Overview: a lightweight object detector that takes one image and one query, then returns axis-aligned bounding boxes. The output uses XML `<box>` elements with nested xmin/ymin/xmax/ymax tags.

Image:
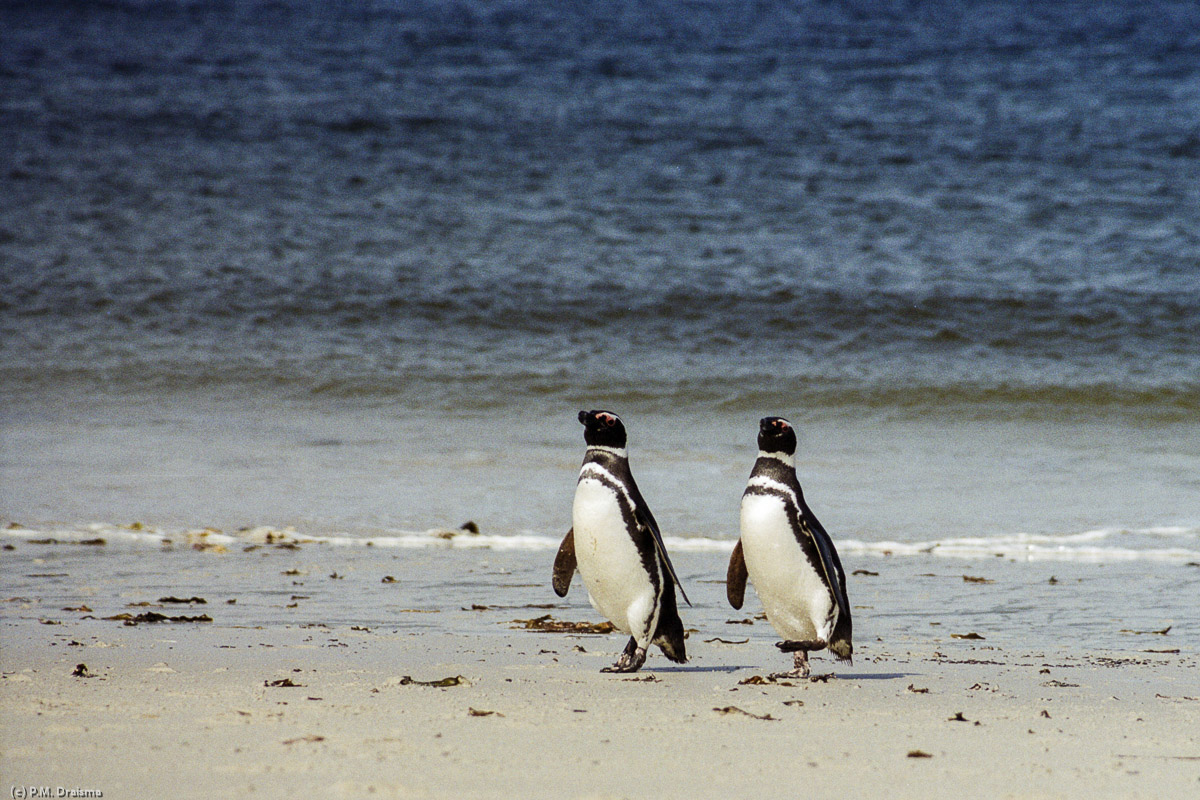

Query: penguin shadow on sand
<box><xmin>832</xmin><ymin>672</ymin><xmax>918</xmax><ymax>681</ymax></box>
<box><xmin>648</xmin><ymin>661</ymin><xmax>757</xmax><ymax>675</ymax></box>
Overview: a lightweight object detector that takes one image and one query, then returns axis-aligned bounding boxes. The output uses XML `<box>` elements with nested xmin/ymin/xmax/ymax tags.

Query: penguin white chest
<box><xmin>572</xmin><ymin>476</ymin><xmax>657</xmax><ymax>637</ymax></box>
<box><xmin>740</xmin><ymin>492</ymin><xmax>835</xmax><ymax>643</ymax></box>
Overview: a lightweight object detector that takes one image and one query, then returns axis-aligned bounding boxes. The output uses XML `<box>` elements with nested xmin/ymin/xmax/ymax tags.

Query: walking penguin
<box><xmin>726</xmin><ymin>416</ymin><xmax>852</xmax><ymax>677</ymax></box>
<box><xmin>553</xmin><ymin>410</ymin><xmax>689</xmax><ymax>672</ymax></box>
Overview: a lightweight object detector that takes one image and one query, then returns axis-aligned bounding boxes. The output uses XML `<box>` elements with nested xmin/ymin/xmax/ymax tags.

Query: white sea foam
<box><xmin>4</xmin><ymin>523</ymin><xmax>1198</xmax><ymax>563</ymax></box>
<box><xmin>838</xmin><ymin>527</ymin><xmax>1200</xmax><ymax>562</ymax></box>
<box><xmin>838</xmin><ymin>539</ymin><xmax>1200</xmax><ymax>563</ymax></box>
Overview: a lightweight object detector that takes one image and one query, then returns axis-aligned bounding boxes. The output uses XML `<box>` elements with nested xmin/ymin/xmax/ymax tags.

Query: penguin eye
<box><xmin>600</xmin><ymin>414</ymin><xmax>615</xmax><ymax>427</ymax></box>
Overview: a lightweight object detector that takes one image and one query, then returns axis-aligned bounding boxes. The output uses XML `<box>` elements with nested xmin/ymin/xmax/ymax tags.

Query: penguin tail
<box><xmin>653</xmin><ymin>619</ymin><xmax>687</xmax><ymax>663</ymax></box>
<box><xmin>656</xmin><ymin>634</ymin><xmax>687</xmax><ymax>664</ymax></box>
<box><xmin>653</xmin><ymin>583</ymin><xmax>688</xmax><ymax>664</ymax></box>
<box><xmin>829</xmin><ymin>637</ymin><xmax>853</xmax><ymax>664</ymax></box>
<box><xmin>829</xmin><ymin>604</ymin><xmax>853</xmax><ymax>663</ymax></box>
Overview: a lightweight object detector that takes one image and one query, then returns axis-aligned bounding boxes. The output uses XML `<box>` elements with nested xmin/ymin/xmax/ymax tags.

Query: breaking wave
<box><xmin>5</xmin><ymin>523</ymin><xmax>1198</xmax><ymax>564</ymax></box>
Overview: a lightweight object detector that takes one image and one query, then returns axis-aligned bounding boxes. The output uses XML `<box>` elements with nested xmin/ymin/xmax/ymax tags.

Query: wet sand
<box><xmin>2</xmin><ymin>613</ymin><xmax>1198</xmax><ymax>799</ymax></box>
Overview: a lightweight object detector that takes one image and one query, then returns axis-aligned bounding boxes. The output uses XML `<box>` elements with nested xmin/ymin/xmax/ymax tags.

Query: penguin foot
<box><xmin>601</xmin><ymin>647</ymin><xmax>646</xmax><ymax>673</ymax></box>
<box><xmin>776</xmin><ymin>639</ymin><xmax>828</xmax><ymax>653</ymax></box>
<box><xmin>768</xmin><ymin>650</ymin><xmax>811</xmax><ymax>679</ymax></box>
<box><xmin>601</xmin><ymin>638</ymin><xmax>646</xmax><ymax>673</ymax></box>
<box><xmin>792</xmin><ymin>650</ymin><xmax>811</xmax><ymax>678</ymax></box>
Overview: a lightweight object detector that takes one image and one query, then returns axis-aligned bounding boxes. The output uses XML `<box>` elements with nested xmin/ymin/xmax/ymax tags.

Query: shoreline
<box><xmin>3</xmin><ymin>613</ymin><xmax>1198</xmax><ymax>799</ymax></box>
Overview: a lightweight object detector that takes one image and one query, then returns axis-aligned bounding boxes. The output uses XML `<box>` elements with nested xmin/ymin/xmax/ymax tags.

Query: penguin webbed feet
<box><xmin>601</xmin><ymin>637</ymin><xmax>647</xmax><ymax>673</ymax></box>
<box><xmin>772</xmin><ymin>640</ymin><xmax>827</xmax><ymax>679</ymax></box>
<box><xmin>766</xmin><ymin>651</ymin><xmax>812</xmax><ymax>680</ymax></box>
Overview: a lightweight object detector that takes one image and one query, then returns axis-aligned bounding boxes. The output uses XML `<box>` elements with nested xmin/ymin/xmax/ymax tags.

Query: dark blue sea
<box><xmin>4</xmin><ymin>0</ymin><xmax>1199</xmax><ymax>409</ymax></box>
<box><xmin>1</xmin><ymin>1</ymin><xmax>1199</xmax><ymax>648</ymax></box>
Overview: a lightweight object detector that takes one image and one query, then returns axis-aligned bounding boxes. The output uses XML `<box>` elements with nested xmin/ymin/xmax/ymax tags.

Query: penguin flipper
<box><xmin>552</xmin><ymin>528</ymin><xmax>576</xmax><ymax>597</ymax></box>
<box><xmin>634</xmin><ymin>507</ymin><xmax>691</xmax><ymax>607</ymax></box>
<box><xmin>726</xmin><ymin>539</ymin><xmax>748</xmax><ymax>610</ymax></box>
<box><xmin>803</xmin><ymin>511</ymin><xmax>853</xmax><ymax>662</ymax></box>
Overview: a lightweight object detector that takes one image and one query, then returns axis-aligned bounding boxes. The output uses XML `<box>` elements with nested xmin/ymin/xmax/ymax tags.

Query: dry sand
<box><xmin>2</xmin><ymin>617</ymin><xmax>1198</xmax><ymax>799</ymax></box>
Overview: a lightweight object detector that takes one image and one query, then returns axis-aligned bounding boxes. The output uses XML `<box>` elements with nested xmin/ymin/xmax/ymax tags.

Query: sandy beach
<box><xmin>3</xmin><ymin>594</ymin><xmax>1198</xmax><ymax>800</ymax></box>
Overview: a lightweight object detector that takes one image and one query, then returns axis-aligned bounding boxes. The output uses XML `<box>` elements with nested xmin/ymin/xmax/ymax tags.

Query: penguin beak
<box><xmin>578</xmin><ymin>410</ymin><xmax>589</xmax><ymax>425</ymax></box>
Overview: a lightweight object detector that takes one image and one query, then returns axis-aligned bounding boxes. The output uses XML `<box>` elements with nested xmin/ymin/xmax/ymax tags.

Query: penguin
<box><xmin>726</xmin><ymin>416</ymin><xmax>852</xmax><ymax>677</ymax></box>
<box><xmin>552</xmin><ymin>410</ymin><xmax>689</xmax><ymax>672</ymax></box>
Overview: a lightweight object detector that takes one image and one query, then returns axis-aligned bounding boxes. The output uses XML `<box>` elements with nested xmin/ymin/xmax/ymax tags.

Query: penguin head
<box><xmin>757</xmin><ymin>416</ymin><xmax>797</xmax><ymax>455</ymax></box>
<box><xmin>579</xmin><ymin>409</ymin><xmax>627</xmax><ymax>449</ymax></box>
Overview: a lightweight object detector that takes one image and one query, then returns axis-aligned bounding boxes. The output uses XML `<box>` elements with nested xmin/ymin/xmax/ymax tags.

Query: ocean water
<box><xmin>2</xmin><ymin>1</ymin><xmax>1199</xmax><ymax>650</ymax></box>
